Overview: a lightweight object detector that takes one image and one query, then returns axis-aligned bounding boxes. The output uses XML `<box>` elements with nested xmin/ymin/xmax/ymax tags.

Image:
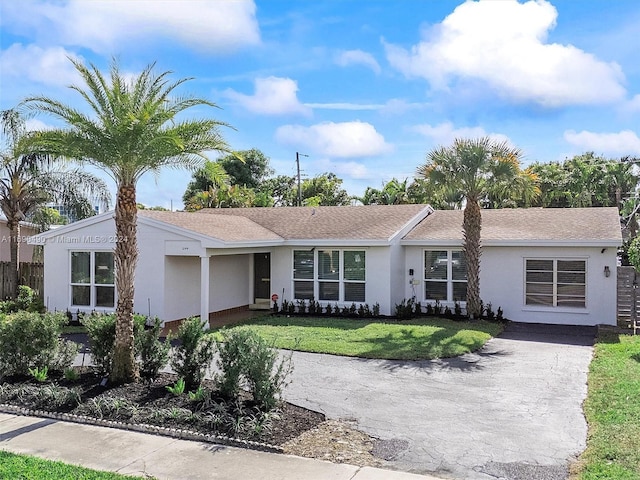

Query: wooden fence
<box><xmin>617</xmin><ymin>266</ymin><xmax>639</xmax><ymax>330</ymax></box>
<box><xmin>0</xmin><ymin>262</ymin><xmax>44</xmax><ymax>300</ymax></box>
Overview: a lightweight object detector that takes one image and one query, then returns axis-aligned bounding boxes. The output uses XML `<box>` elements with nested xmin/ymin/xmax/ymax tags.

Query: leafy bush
<box><xmin>0</xmin><ymin>286</ymin><xmax>45</xmax><ymax>314</ymax></box>
<box><xmin>0</xmin><ymin>311</ymin><xmax>75</xmax><ymax>377</ymax></box>
<box><xmin>215</xmin><ymin>329</ymin><xmax>292</xmax><ymax>411</ymax></box>
<box><xmin>138</xmin><ymin>317</ymin><xmax>170</xmax><ymax>382</ymax></box>
<box><xmin>170</xmin><ymin>317</ymin><xmax>215</xmax><ymax>390</ymax></box>
<box><xmin>82</xmin><ymin>312</ymin><xmax>145</xmax><ymax>376</ymax></box>
<box><xmin>395</xmin><ymin>298</ymin><xmax>416</xmax><ymax>319</ymax></box>
<box><xmin>628</xmin><ymin>236</ymin><xmax>640</xmax><ymax>271</ymax></box>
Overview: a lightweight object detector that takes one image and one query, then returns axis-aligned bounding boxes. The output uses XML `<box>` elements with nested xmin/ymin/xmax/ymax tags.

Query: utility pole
<box><xmin>296</xmin><ymin>152</ymin><xmax>308</xmax><ymax>207</ymax></box>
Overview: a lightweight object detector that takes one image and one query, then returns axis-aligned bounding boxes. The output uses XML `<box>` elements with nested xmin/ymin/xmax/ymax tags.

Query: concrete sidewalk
<box><xmin>0</xmin><ymin>412</ymin><xmax>440</xmax><ymax>480</ymax></box>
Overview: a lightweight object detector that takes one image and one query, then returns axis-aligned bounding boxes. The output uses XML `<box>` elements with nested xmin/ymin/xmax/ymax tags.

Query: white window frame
<box><xmin>292</xmin><ymin>249</ymin><xmax>366</xmax><ymax>303</ymax></box>
<box><xmin>524</xmin><ymin>258</ymin><xmax>587</xmax><ymax>308</ymax></box>
<box><xmin>70</xmin><ymin>250</ymin><xmax>116</xmax><ymax>309</ymax></box>
<box><xmin>423</xmin><ymin>249</ymin><xmax>467</xmax><ymax>303</ymax></box>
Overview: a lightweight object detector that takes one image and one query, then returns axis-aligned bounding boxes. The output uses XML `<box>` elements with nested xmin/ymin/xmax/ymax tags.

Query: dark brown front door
<box><xmin>254</xmin><ymin>253</ymin><xmax>271</xmax><ymax>300</ymax></box>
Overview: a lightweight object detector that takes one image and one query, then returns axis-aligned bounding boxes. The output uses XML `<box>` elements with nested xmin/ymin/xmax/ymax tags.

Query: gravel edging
<box><xmin>0</xmin><ymin>403</ymin><xmax>284</xmax><ymax>453</ymax></box>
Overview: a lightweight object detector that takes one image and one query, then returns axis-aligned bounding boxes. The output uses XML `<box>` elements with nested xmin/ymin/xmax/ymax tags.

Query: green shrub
<box><xmin>215</xmin><ymin>329</ymin><xmax>250</xmax><ymax>398</ymax></box>
<box><xmin>166</xmin><ymin>378</ymin><xmax>185</xmax><ymax>396</ymax></box>
<box><xmin>138</xmin><ymin>317</ymin><xmax>170</xmax><ymax>382</ymax></box>
<box><xmin>395</xmin><ymin>298</ymin><xmax>416</xmax><ymax>319</ymax></box>
<box><xmin>0</xmin><ymin>311</ymin><xmax>72</xmax><ymax>377</ymax></box>
<box><xmin>216</xmin><ymin>329</ymin><xmax>292</xmax><ymax>411</ymax></box>
<box><xmin>170</xmin><ymin>317</ymin><xmax>215</xmax><ymax>390</ymax></box>
<box><xmin>0</xmin><ymin>286</ymin><xmax>45</xmax><ymax>314</ymax></box>
<box><xmin>28</xmin><ymin>366</ymin><xmax>48</xmax><ymax>382</ymax></box>
<box><xmin>82</xmin><ymin>313</ymin><xmax>145</xmax><ymax>375</ymax></box>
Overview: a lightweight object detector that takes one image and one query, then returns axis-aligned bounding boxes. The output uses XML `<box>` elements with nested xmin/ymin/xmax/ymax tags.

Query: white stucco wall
<box><xmin>210</xmin><ymin>254</ymin><xmax>251</xmax><ymax>312</ymax></box>
<box><xmin>163</xmin><ymin>256</ymin><xmax>200</xmax><ymax>321</ymax></box>
<box><xmin>404</xmin><ymin>244</ymin><xmax>618</xmax><ymax>326</ymax></box>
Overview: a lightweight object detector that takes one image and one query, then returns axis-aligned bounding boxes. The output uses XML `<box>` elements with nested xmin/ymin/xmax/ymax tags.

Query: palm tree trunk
<box><xmin>111</xmin><ymin>183</ymin><xmax>138</xmax><ymax>384</ymax></box>
<box><xmin>7</xmin><ymin>218</ymin><xmax>20</xmax><ymax>299</ymax></box>
<box><xmin>463</xmin><ymin>196</ymin><xmax>482</xmax><ymax>319</ymax></box>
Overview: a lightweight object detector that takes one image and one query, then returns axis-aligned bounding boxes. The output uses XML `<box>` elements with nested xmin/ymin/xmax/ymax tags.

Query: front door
<box><xmin>254</xmin><ymin>253</ymin><xmax>271</xmax><ymax>301</ymax></box>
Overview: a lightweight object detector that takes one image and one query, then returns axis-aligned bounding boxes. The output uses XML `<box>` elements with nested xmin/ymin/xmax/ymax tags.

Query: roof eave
<box><xmin>401</xmin><ymin>239</ymin><xmax>622</xmax><ymax>247</ymax></box>
<box><xmin>284</xmin><ymin>239</ymin><xmax>391</xmax><ymax>247</ymax></box>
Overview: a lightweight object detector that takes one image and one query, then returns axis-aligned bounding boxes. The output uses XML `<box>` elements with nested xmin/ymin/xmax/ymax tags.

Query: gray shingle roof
<box><xmin>402</xmin><ymin>207</ymin><xmax>622</xmax><ymax>244</ymax></box>
<box><xmin>194</xmin><ymin>204</ymin><xmax>430</xmax><ymax>240</ymax></box>
<box><xmin>138</xmin><ymin>210</ymin><xmax>283</xmax><ymax>242</ymax></box>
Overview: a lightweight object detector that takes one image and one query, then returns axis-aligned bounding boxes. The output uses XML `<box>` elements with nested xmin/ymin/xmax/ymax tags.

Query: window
<box><xmin>525</xmin><ymin>259</ymin><xmax>586</xmax><ymax>308</ymax></box>
<box><xmin>293</xmin><ymin>250</ymin><xmax>314</xmax><ymax>300</ymax></box>
<box><xmin>424</xmin><ymin>250</ymin><xmax>467</xmax><ymax>302</ymax></box>
<box><xmin>293</xmin><ymin>250</ymin><xmax>366</xmax><ymax>302</ymax></box>
<box><xmin>71</xmin><ymin>251</ymin><xmax>115</xmax><ymax>308</ymax></box>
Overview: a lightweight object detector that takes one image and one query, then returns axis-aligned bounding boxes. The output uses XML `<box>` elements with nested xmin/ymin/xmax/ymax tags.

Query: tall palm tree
<box><xmin>0</xmin><ymin>109</ymin><xmax>110</xmax><ymax>298</ymax></box>
<box><xmin>23</xmin><ymin>59</ymin><xmax>234</xmax><ymax>384</ymax></box>
<box><xmin>417</xmin><ymin>137</ymin><xmax>528</xmax><ymax>319</ymax></box>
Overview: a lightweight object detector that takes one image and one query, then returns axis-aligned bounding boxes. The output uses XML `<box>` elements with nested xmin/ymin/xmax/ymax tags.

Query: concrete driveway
<box><xmin>283</xmin><ymin>322</ymin><xmax>595</xmax><ymax>480</ymax></box>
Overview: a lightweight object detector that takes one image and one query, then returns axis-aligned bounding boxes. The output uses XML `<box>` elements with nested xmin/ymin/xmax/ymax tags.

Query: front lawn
<box><xmin>211</xmin><ymin>316</ymin><xmax>503</xmax><ymax>360</ymax></box>
<box><xmin>575</xmin><ymin>333</ymin><xmax>640</xmax><ymax>479</ymax></box>
<box><xmin>0</xmin><ymin>450</ymin><xmax>151</xmax><ymax>480</ymax></box>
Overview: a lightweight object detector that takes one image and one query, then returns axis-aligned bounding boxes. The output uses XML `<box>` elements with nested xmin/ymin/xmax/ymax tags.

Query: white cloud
<box><xmin>380</xmin><ymin>99</ymin><xmax>430</xmax><ymax>115</ymax></box>
<box><xmin>315</xmin><ymin>159</ymin><xmax>370</xmax><ymax>179</ymax></box>
<box><xmin>622</xmin><ymin>94</ymin><xmax>640</xmax><ymax>114</ymax></box>
<box><xmin>225</xmin><ymin>77</ymin><xmax>311</xmax><ymax>116</ymax></box>
<box><xmin>564</xmin><ymin>130</ymin><xmax>640</xmax><ymax>155</ymax></box>
<box><xmin>335</xmin><ymin>49</ymin><xmax>381</xmax><ymax>74</ymax></box>
<box><xmin>411</xmin><ymin>122</ymin><xmax>512</xmax><ymax>147</ymax></box>
<box><xmin>275</xmin><ymin>121</ymin><xmax>393</xmax><ymax>158</ymax></box>
<box><xmin>1</xmin><ymin>0</ymin><xmax>259</xmax><ymax>54</ymax></box>
<box><xmin>0</xmin><ymin>44</ymin><xmax>81</xmax><ymax>87</ymax></box>
<box><xmin>384</xmin><ymin>0</ymin><xmax>626</xmax><ymax>107</ymax></box>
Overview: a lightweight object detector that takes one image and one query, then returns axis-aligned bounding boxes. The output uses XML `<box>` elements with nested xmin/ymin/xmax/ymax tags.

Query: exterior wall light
<box><xmin>604</xmin><ymin>266</ymin><xmax>611</xmax><ymax>278</ymax></box>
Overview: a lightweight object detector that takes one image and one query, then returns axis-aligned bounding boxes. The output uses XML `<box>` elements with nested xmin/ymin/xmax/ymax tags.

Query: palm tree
<box><xmin>417</xmin><ymin>137</ymin><xmax>529</xmax><ymax>319</ymax></box>
<box><xmin>0</xmin><ymin>109</ymin><xmax>110</xmax><ymax>298</ymax></box>
<box><xmin>23</xmin><ymin>59</ymin><xmax>234</xmax><ymax>384</ymax></box>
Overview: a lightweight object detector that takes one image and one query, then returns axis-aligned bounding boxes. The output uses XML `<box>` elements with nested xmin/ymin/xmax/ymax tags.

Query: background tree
<box><xmin>182</xmin><ymin>160</ymin><xmax>229</xmax><ymax>205</ymax></box>
<box><xmin>218</xmin><ymin>148</ymin><xmax>273</xmax><ymax>189</ymax></box>
<box><xmin>0</xmin><ymin>109</ymin><xmax>110</xmax><ymax>297</ymax></box>
<box><xmin>417</xmin><ymin>137</ymin><xmax>531</xmax><ymax>319</ymax></box>
<box><xmin>24</xmin><ymin>59</ymin><xmax>234</xmax><ymax>384</ymax></box>
<box><xmin>528</xmin><ymin>153</ymin><xmax>638</xmax><ymax>209</ymax></box>
<box><xmin>357</xmin><ymin>178</ymin><xmax>411</xmax><ymax>205</ymax></box>
<box><xmin>301</xmin><ymin>173</ymin><xmax>350</xmax><ymax>206</ymax></box>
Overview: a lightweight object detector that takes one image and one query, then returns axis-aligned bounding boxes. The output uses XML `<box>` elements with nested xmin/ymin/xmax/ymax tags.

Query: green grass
<box><xmin>0</xmin><ymin>450</ymin><xmax>152</xmax><ymax>479</ymax></box>
<box><xmin>575</xmin><ymin>333</ymin><xmax>640</xmax><ymax>480</ymax></box>
<box><xmin>211</xmin><ymin>316</ymin><xmax>503</xmax><ymax>360</ymax></box>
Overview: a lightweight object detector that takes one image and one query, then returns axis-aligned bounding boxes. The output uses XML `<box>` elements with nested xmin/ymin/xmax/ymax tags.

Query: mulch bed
<box><xmin>0</xmin><ymin>370</ymin><xmax>324</xmax><ymax>447</ymax></box>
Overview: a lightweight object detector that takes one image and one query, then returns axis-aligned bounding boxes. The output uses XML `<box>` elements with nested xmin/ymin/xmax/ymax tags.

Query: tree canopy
<box><xmin>23</xmin><ymin>58</ymin><xmax>234</xmax><ymax>384</ymax></box>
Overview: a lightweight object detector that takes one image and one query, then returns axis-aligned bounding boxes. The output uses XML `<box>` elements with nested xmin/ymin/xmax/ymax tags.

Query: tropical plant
<box><xmin>23</xmin><ymin>58</ymin><xmax>234</xmax><ymax>383</ymax></box>
<box><xmin>0</xmin><ymin>109</ymin><xmax>110</xmax><ymax>298</ymax></box>
<box><xmin>417</xmin><ymin>137</ymin><xmax>531</xmax><ymax>318</ymax></box>
<box><xmin>170</xmin><ymin>316</ymin><xmax>216</xmax><ymax>390</ymax></box>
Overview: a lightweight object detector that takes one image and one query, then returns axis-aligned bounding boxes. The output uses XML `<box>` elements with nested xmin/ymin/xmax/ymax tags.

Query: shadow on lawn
<box><xmin>348</xmin><ymin>327</ymin><xmax>510</xmax><ymax>373</ymax></box>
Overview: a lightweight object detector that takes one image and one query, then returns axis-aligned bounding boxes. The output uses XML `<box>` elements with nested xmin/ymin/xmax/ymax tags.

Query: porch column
<box><xmin>200</xmin><ymin>255</ymin><xmax>210</xmax><ymax>329</ymax></box>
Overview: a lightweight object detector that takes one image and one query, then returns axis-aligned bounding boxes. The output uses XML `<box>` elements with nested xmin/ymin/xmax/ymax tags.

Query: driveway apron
<box><xmin>283</xmin><ymin>323</ymin><xmax>595</xmax><ymax>480</ymax></box>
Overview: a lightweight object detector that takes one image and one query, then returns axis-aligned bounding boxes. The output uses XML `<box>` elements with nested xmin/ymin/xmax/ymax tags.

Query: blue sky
<box><xmin>2</xmin><ymin>0</ymin><xmax>640</xmax><ymax>209</ymax></box>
